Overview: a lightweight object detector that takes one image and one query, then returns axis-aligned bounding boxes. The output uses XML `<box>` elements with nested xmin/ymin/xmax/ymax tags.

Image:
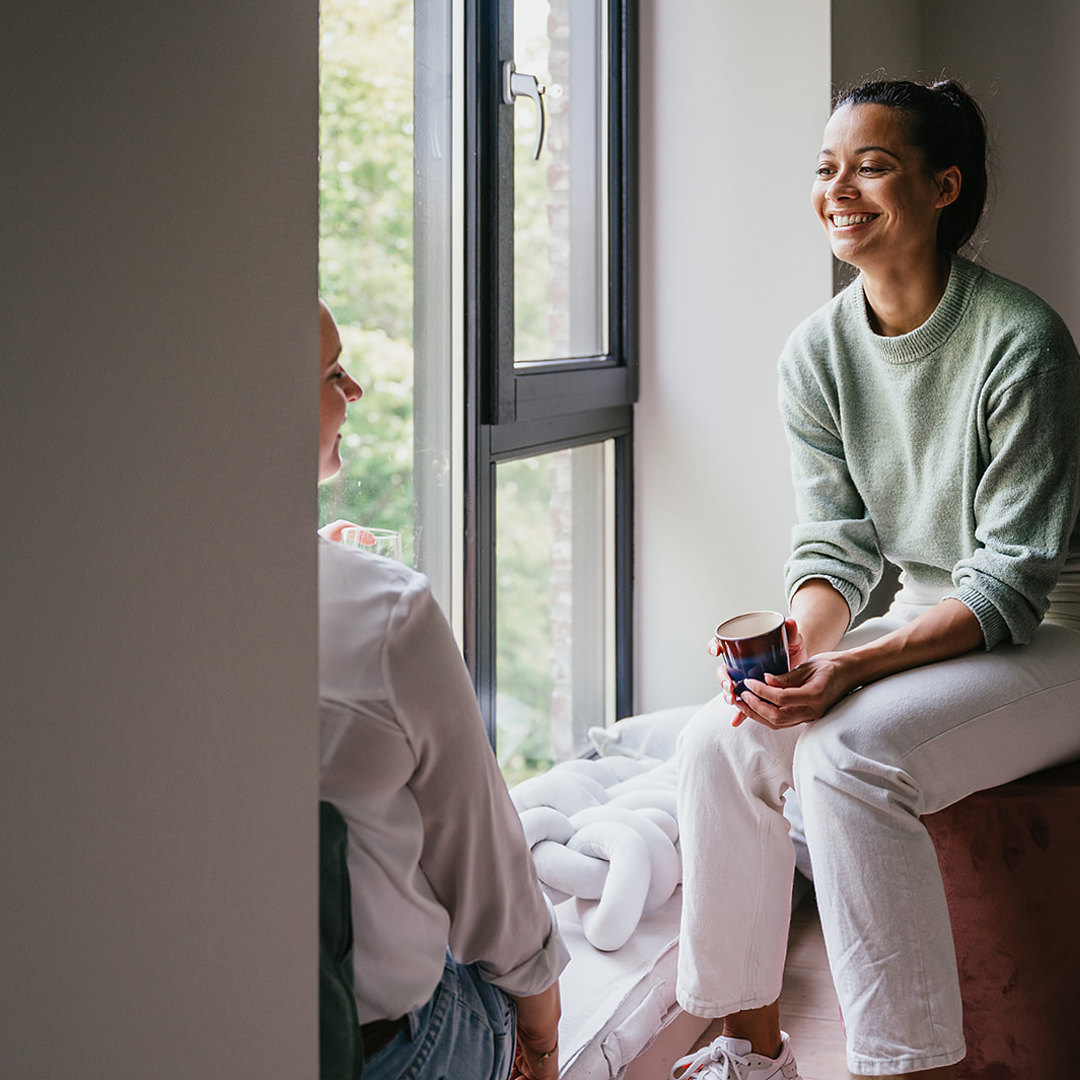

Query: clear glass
<box><xmin>318</xmin><ymin>0</ymin><xmax>456</xmax><ymax>612</ymax></box>
<box><xmin>513</xmin><ymin>0</ymin><xmax>610</xmax><ymax>364</ymax></box>
<box><xmin>496</xmin><ymin>441</ymin><xmax>615</xmax><ymax>785</ymax></box>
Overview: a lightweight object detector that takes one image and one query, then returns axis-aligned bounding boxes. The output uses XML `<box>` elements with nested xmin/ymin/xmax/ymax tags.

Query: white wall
<box><xmin>1</xmin><ymin>5</ymin><xmax>318</xmax><ymax>1078</ymax></box>
<box><xmin>635</xmin><ymin>0</ymin><xmax>834</xmax><ymax>712</ymax></box>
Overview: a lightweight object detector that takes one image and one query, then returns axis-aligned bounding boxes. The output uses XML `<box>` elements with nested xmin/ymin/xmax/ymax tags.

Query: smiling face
<box><xmin>319</xmin><ymin>301</ymin><xmax>363</xmax><ymax>482</ymax></box>
<box><xmin>812</xmin><ymin>103</ymin><xmax>960</xmax><ymax>274</ymax></box>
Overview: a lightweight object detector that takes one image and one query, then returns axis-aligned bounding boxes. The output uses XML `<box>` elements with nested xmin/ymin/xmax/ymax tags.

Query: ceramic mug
<box><xmin>714</xmin><ymin>610</ymin><xmax>790</xmax><ymax>696</ymax></box>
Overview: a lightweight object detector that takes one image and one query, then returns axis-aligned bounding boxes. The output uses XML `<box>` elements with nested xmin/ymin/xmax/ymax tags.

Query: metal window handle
<box><xmin>502</xmin><ymin>61</ymin><xmax>546</xmax><ymax>160</ymax></box>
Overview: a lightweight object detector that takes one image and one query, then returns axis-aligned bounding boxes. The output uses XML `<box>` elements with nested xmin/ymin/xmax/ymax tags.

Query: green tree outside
<box><xmin>319</xmin><ymin>0</ymin><xmax>564</xmax><ymax>781</ymax></box>
<box><xmin>319</xmin><ymin>0</ymin><xmax>415</xmax><ymax>556</ymax></box>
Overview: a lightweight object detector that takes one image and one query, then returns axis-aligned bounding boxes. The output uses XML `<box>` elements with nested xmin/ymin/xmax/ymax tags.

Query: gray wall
<box><xmin>832</xmin><ymin>0</ymin><xmax>922</xmax><ymax>91</ymax></box>
<box><xmin>922</xmin><ymin>0</ymin><xmax>1080</xmax><ymax>338</ymax></box>
<box><xmin>1</xmin><ymin>4</ymin><xmax>319</xmax><ymax>1077</ymax></box>
<box><xmin>833</xmin><ymin>0</ymin><xmax>1080</xmax><ymax>339</ymax></box>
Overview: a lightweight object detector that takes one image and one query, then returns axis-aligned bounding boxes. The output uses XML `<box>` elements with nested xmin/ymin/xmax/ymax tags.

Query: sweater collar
<box><xmin>848</xmin><ymin>255</ymin><xmax>982</xmax><ymax>364</ymax></box>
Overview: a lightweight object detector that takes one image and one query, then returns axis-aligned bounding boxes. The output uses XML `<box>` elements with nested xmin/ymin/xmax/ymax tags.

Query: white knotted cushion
<box><xmin>636</xmin><ymin>806</ymin><xmax>680</xmax><ymax>846</ymax></box>
<box><xmin>511</xmin><ymin>753</ymin><xmax>684</xmax><ymax>952</ymax></box>
<box><xmin>553</xmin><ymin>758</ymin><xmax>624</xmax><ymax>787</ymax></box>
<box><xmin>570</xmin><ymin>804</ymin><xmax>680</xmax><ymax>912</ymax></box>
<box><xmin>607</xmin><ymin>787</ymin><xmax>679</xmax><ymax>822</ymax></box>
<box><xmin>510</xmin><ymin>769</ymin><xmax>609</xmax><ymax>816</ymax></box>
<box><xmin>518</xmin><ymin>805</ymin><xmax>576</xmax><ymax>849</ymax></box>
<box><xmin>532</xmin><ymin>839</ymin><xmax>609</xmax><ymax>902</ymax></box>
<box><xmin>569</xmin><ymin>821</ymin><xmax>651</xmax><ymax>952</ymax></box>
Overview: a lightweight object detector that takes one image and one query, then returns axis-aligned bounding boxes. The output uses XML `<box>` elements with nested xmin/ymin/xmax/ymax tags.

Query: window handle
<box><xmin>502</xmin><ymin>61</ymin><xmax>546</xmax><ymax>160</ymax></box>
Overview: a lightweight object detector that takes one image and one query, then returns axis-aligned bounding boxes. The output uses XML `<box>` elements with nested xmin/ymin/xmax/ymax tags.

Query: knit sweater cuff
<box><xmin>788</xmin><ymin>574</ymin><xmax>860</xmax><ymax>630</ymax></box>
<box><xmin>950</xmin><ymin>585</ymin><xmax>1010</xmax><ymax>650</ymax></box>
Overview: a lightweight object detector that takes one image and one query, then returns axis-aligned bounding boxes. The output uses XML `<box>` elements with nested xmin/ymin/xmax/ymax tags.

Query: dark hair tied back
<box><xmin>834</xmin><ymin>78</ymin><xmax>989</xmax><ymax>254</ymax></box>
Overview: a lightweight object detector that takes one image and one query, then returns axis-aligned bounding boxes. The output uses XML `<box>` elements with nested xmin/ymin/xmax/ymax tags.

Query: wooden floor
<box><xmin>688</xmin><ymin>896</ymin><xmax>850</xmax><ymax>1079</ymax></box>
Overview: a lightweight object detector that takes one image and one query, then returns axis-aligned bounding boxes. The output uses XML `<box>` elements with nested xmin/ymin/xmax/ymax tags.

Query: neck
<box><xmin>860</xmin><ymin>251</ymin><xmax>951</xmax><ymax>337</ymax></box>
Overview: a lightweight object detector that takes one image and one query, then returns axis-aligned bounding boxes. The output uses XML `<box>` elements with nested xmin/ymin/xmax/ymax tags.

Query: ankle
<box><xmin>720</xmin><ymin>1024</ymin><xmax>781</xmax><ymax>1060</ymax></box>
<box><xmin>721</xmin><ymin>999</ymin><xmax>782</xmax><ymax>1060</ymax></box>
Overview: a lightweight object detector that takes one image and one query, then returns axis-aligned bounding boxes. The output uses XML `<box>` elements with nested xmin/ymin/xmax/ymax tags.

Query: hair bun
<box><xmin>930</xmin><ymin>80</ymin><xmax>970</xmax><ymax>108</ymax></box>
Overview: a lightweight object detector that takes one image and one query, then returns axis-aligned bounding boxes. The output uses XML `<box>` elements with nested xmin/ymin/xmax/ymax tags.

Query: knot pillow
<box><xmin>512</xmin><ymin>757</ymin><xmax>681</xmax><ymax>951</ymax></box>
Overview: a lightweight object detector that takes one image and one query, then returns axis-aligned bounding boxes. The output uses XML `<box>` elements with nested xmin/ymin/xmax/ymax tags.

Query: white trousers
<box><xmin>675</xmin><ymin>586</ymin><xmax>1080</xmax><ymax>1075</ymax></box>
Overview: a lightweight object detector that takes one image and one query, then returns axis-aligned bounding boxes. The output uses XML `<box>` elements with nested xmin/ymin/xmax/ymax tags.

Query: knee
<box><xmin>677</xmin><ymin>697</ymin><xmax>800</xmax><ymax>810</ymax></box>
<box><xmin>677</xmin><ymin>696</ymin><xmax>766</xmax><ymax>778</ymax></box>
<box><xmin>677</xmin><ymin>698</ymin><xmax>727</xmax><ymax>759</ymax></box>
<box><xmin>792</xmin><ymin>716</ymin><xmax>911</xmax><ymax>813</ymax></box>
<box><xmin>792</xmin><ymin>720</ymin><xmax>840</xmax><ymax>789</ymax></box>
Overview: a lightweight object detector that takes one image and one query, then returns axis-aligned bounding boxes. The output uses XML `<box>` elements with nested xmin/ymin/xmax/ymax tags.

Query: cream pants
<box><xmin>675</xmin><ymin>585</ymin><xmax>1080</xmax><ymax>1074</ymax></box>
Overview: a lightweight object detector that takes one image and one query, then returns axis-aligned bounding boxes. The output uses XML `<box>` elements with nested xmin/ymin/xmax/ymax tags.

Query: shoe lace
<box><xmin>669</xmin><ymin>1039</ymin><xmax>752</xmax><ymax>1080</ymax></box>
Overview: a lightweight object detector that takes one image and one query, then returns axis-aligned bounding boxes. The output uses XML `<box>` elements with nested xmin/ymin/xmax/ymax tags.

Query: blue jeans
<box><xmin>364</xmin><ymin>957</ymin><xmax>516</xmax><ymax>1080</ymax></box>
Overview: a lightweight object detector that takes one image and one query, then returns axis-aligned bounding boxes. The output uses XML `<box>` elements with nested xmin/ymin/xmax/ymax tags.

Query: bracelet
<box><xmin>534</xmin><ymin>1043</ymin><xmax>558</xmax><ymax>1066</ymax></box>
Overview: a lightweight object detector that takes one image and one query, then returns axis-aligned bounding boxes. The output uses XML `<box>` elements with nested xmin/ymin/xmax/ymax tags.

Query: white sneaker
<box><xmin>669</xmin><ymin>1031</ymin><xmax>801</xmax><ymax>1080</ymax></box>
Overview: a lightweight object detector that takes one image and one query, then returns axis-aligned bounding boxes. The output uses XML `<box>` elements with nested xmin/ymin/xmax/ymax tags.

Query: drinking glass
<box><xmin>340</xmin><ymin>526</ymin><xmax>404</xmax><ymax>562</ymax></box>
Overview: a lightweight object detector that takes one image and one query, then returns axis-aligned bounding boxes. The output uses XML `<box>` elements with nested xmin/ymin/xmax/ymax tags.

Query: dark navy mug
<box><xmin>714</xmin><ymin>610</ymin><xmax>790</xmax><ymax>696</ymax></box>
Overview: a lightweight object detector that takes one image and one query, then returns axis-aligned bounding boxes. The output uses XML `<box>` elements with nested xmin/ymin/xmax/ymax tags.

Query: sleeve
<box><xmin>951</xmin><ymin>349</ymin><xmax>1080</xmax><ymax>647</ymax></box>
<box><xmin>779</xmin><ymin>344</ymin><xmax>884</xmax><ymax>625</ymax></box>
<box><xmin>383</xmin><ymin>580</ymin><xmax>569</xmax><ymax>996</ymax></box>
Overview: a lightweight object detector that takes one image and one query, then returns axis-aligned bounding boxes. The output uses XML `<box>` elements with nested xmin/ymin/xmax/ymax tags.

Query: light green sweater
<box><xmin>779</xmin><ymin>255</ymin><xmax>1080</xmax><ymax>648</ymax></box>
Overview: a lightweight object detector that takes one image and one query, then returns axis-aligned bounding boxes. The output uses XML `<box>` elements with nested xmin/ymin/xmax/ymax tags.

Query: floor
<box><xmin>775</xmin><ymin>895</ymin><xmax>849</xmax><ymax>1078</ymax></box>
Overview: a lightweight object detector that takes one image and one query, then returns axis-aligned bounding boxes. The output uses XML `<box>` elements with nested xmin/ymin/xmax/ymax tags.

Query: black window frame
<box><xmin>464</xmin><ymin>0</ymin><xmax>639</xmax><ymax>742</ymax></box>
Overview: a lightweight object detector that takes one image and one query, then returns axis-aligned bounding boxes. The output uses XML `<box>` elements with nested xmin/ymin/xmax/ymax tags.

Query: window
<box><xmin>466</xmin><ymin>0</ymin><xmax>637</xmax><ymax>773</ymax></box>
<box><xmin>495</xmin><ymin>441</ymin><xmax>617</xmax><ymax>783</ymax></box>
<box><xmin>319</xmin><ymin>0</ymin><xmax>637</xmax><ymax>778</ymax></box>
<box><xmin>318</xmin><ymin>0</ymin><xmax>456</xmax><ymax>611</ymax></box>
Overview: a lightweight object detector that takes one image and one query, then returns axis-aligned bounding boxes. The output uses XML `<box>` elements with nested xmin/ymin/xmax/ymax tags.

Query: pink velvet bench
<box><xmin>922</xmin><ymin>757</ymin><xmax>1080</xmax><ymax>1078</ymax></box>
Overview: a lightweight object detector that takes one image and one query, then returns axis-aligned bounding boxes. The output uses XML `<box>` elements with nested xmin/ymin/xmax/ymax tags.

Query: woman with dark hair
<box><xmin>317</xmin><ymin>301</ymin><xmax>566</xmax><ymax>1080</ymax></box>
<box><xmin>670</xmin><ymin>80</ymin><xmax>1080</xmax><ymax>1079</ymax></box>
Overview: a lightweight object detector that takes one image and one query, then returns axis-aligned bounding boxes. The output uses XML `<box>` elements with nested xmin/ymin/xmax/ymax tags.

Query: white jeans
<box><xmin>675</xmin><ymin>585</ymin><xmax>1080</xmax><ymax>1075</ymax></box>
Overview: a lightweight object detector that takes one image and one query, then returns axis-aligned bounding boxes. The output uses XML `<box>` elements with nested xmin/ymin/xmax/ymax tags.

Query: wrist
<box><xmin>827</xmin><ymin>647</ymin><xmax>868</xmax><ymax>696</ymax></box>
<box><xmin>528</xmin><ymin>1042</ymin><xmax>558</xmax><ymax>1067</ymax></box>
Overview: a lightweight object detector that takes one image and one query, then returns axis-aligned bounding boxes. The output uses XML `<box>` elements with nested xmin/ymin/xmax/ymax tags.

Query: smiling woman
<box><xmin>814</xmin><ymin>119</ymin><xmax>949</xmax><ymax>335</ymax></box>
<box><xmin>814</xmin><ymin>109</ymin><xmax>955</xmax><ymax>272</ymax></box>
<box><xmin>319</xmin><ymin>300</ymin><xmax>363</xmax><ymax>484</ymax></box>
<box><xmin>834</xmin><ymin>80</ymin><xmax>989</xmax><ymax>255</ymax></box>
<box><xmin>671</xmin><ymin>79</ymin><xmax>1080</xmax><ymax>1080</ymax></box>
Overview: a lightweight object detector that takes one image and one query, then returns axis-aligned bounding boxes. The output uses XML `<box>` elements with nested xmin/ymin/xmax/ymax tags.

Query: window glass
<box><xmin>496</xmin><ymin>441</ymin><xmax>615</xmax><ymax>783</ymax></box>
<box><xmin>319</xmin><ymin>0</ymin><xmax>455</xmax><ymax>610</ymax></box>
<box><xmin>319</xmin><ymin>0</ymin><xmax>416</xmax><ymax>559</ymax></box>
<box><xmin>513</xmin><ymin>0</ymin><xmax>610</xmax><ymax>364</ymax></box>
<box><xmin>318</xmin><ymin>0</ymin><xmax>631</xmax><ymax>756</ymax></box>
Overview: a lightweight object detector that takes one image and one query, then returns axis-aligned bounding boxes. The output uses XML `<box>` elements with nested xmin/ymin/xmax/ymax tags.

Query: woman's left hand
<box><xmin>718</xmin><ymin>618</ymin><xmax>817</xmax><ymax>727</ymax></box>
<box><xmin>508</xmin><ymin>983</ymin><xmax>560</xmax><ymax>1080</ymax></box>
<box><xmin>734</xmin><ymin>651</ymin><xmax>855</xmax><ymax>729</ymax></box>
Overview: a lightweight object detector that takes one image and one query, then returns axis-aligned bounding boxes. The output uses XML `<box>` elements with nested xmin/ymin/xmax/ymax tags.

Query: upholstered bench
<box><xmin>922</xmin><ymin>758</ymin><xmax>1080</xmax><ymax>1078</ymax></box>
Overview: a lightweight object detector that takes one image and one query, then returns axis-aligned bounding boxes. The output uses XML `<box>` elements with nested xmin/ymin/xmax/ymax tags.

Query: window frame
<box><xmin>463</xmin><ymin>0</ymin><xmax>638</xmax><ymax>741</ymax></box>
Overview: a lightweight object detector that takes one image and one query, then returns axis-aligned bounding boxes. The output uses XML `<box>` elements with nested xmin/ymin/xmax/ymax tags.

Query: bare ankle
<box><xmin>721</xmin><ymin>999</ymin><xmax>782</xmax><ymax>1059</ymax></box>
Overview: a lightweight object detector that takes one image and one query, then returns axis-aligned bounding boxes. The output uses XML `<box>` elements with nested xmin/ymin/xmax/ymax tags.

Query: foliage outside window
<box><xmin>318</xmin><ymin>0</ymin><xmax>620</xmax><ymax>784</ymax></box>
<box><xmin>319</xmin><ymin>0</ymin><xmax>416</xmax><ymax>562</ymax></box>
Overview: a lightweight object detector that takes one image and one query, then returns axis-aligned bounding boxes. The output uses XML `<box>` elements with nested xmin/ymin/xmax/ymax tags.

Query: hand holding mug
<box><xmin>711</xmin><ymin>610</ymin><xmax>795</xmax><ymax>727</ymax></box>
